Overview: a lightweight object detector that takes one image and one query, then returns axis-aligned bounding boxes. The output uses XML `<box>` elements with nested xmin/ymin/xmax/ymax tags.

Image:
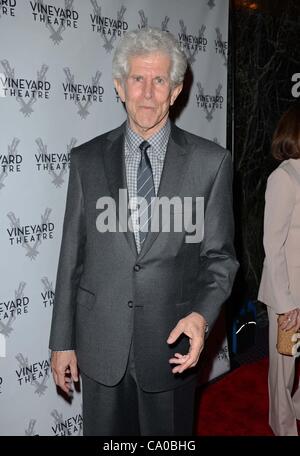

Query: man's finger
<box><xmin>56</xmin><ymin>372</ymin><xmax>70</xmax><ymax>394</ymax></box>
<box><xmin>169</xmin><ymin>354</ymin><xmax>190</xmax><ymax>365</ymax></box>
<box><xmin>70</xmin><ymin>360</ymin><xmax>79</xmax><ymax>382</ymax></box>
<box><xmin>167</xmin><ymin>321</ymin><xmax>183</xmax><ymax>344</ymax></box>
<box><xmin>171</xmin><ymin>341</ymin><xmax>199</xmax><ymax>373</ymax></box>
<box><xmin>172</xmin><ymin>339</ymin><xmax>204</xmax><ymax>373</ymax></box>
<box><xmin>171</xmin><ymin>356</ymin><xmax>196</xmax><ymax>373</ymax></box>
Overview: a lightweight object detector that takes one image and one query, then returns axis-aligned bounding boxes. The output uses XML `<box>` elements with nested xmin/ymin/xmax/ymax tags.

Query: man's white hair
<box><xmin>112</xmin><ymin>27</ymin><xmax>187</xmax><ymax>87</ymax></box>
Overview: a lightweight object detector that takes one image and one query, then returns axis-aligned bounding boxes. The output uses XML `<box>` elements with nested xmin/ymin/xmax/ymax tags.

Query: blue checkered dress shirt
<box><xmin>124</xmin><ymin>120</ymin><xmax>171</xmax><ymax>252</ymax></box>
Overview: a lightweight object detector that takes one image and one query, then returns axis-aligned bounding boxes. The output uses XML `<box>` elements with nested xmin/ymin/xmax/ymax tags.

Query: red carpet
<box><xmin>196</xmin><ymin>357</ymin><xmax>300</xmax><ymax>436</ymax></box>
<box><xmin>196</xmin><ymin>358</ymin><xmax>273</xmax><ymax>435</ymax></box>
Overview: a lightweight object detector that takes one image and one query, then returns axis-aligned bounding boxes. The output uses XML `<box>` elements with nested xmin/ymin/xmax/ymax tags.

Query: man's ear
<box><xmin>170</xmin><ymin>83</ymin><xmax>183</xmax><ymax>106</ymax></box>
<box><xmin>114</xmin><ymin>79</ymin><xmax>126</xmax><ymax>103</ymax></box>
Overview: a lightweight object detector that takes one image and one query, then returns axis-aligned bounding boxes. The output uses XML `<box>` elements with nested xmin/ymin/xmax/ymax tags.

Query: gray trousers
<box><xmin>81</xmin><ymin>340</ymin><xmax>197</xmax><ymax>436</ymax></box>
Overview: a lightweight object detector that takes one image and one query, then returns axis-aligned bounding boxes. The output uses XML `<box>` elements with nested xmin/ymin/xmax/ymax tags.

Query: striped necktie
<box><xmin>137</xmin><ymin>140</ymin><xmax>155</xmax><ymax>248</ymax></box>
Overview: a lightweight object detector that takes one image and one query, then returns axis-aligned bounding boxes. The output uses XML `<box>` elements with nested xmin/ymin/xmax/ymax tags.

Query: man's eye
<box><xmin>133</xmin><ymin>76</ymin><xmax>143</xmax><ymax>82</ymax></box>
<box><xmin>155</xmin><ymin>77</ymin><xmax>164</xmax><ymax>84</ymax></box>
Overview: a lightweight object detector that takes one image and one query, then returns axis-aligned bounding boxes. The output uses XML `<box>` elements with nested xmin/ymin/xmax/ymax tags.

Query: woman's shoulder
<box><xmin>267</xmin><ymin>160</ymin><xmax>300</xmax><ymax>197</ymax></box>
<box><xmin>279</xmin><ymin>159</ymin><xmax>300</xmax><ymax>185</ymax></box>
<box><xmin>268</xmin><ymin>160</ymin><xmax>297</xmax><ymax>182</ymax></box>
<box><xmin>266</xmin><ymin>161</ymin><xmax>295</xmax><ymax>193</ymax></box>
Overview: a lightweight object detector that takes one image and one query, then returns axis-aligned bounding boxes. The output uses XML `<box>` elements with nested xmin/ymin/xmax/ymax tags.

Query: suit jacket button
<box><xmin>128</xmin><ymin>300</ymin><xmax>133</xmax><ymax>308</ymax></box>
<box><xmin>133</xmin><ymin>264</ymin><xmax>141</xmax><ymax>272</ymax></box>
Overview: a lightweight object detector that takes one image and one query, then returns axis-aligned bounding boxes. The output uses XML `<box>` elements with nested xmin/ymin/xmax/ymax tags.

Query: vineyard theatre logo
<box><xmin>90</xmin><ymin>1</ymin><xmax>128</xmax><ymax>53</ymax></box>
<box><xmin>0</xmin><ymin>283</ymin><xmax>29</xmax><ymax>332</ymax></box>
<box><xmin>63</xmin><ymin>67</ymin><xmax>104</xmax><ymax>119</ymax></box>
<box><xmin>25</xmin><ymin>419</ymin><xmax>38</xmax><ymax>436</ymax></box>
<box><xmin>30</xmin><ymin>0</ymin><xmax>79</xmax><ymax>45</ymax></box>
<box><xmin>15</xmin><ymin>353</ymin><xmax>50</xmax><ymax>395</ymax></box>
<box><xmin>291</xmin><ymin>73</ymin><xmax>300</xmax><ymax>98</ymax></box>
<box><xmin>196</xmin><ymin>82</ymin><xmax>224</xmax><ymax>121</ymax></box>
<box><xmin>0</xmin><ymin>138</ymin><xmax>22</xmax><ymax>192</ymax></box>
<box><xmin>41</xmin><ymin>277</ymin><xmax>54</xmax><ymax>308</ymax></box>
<box><xmin>35</xmin><ymin>138</ymin><xmax>75</xmax><ymax>187</ymax></box>
<box><xmin>51</xmin><ymin>410</ymin><xmax>83</xmax><ymax>436</ymax></box>
<box><xmin>0</xmin><ymin>72</ymin><xmax>5</xmax><ymax>97</ymax></box>
<box><xmin>178</xmin><ymin>20</ymin><xmax>207</xmax><ymax>65</ymax></box>
<box><xmin>0</xmin><ymin>60</ymin><xmax>51</xmax><ymax>117</ymax></box>
<box><xmin>114</xmin><ymin>87</ymin><xmax>121</xmax><ymax>103</ymax></box>
<box><xmin>0</xmin><ymin>291</ymin><xmax>17</xmax><ymax>338</ymax></box>
<box><xmin>0</xmin><ymin>0</ymin><xmax>16</xmax><ymax>18</ymax></box>
<box><xmin>6</xmin><ymin>209</ymin><xmax>54</xmax><ymax>260</ymax></box>
<box><xmin>215</xmin><ymin>28</ymin><xmax>228</xmax><ymax>66</ymax></box>
<box><xmin>138</xmin><ymin>9</ymin><xmax>148</xmax><ymax>29</ymax></box>
<box><xmin>137</xmin><ymin>10</ymin><xmax>170</xmax><ymax>32</ymax></box>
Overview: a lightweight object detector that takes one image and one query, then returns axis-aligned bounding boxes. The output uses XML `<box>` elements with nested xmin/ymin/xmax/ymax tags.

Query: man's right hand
<box><xmin>51</xmin><ymin>350</ymin><xmax>78</xmax><ymax>394</ymax></box>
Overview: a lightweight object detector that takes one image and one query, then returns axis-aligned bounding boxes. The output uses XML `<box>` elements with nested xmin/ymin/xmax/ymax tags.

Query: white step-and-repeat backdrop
<box><xmin>0</xmin><ymin>0</ymin><xmax>229</xmax><ymax>436</ymax></box>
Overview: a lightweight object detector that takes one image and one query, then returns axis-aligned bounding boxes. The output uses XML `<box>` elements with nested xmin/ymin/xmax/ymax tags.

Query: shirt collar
<box><xmin>125</xmin><ymin>119</ymin><xmax>171</xmax><ymax>160</ymax></box>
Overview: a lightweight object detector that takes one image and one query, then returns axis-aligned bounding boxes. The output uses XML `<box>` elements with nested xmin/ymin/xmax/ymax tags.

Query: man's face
<box><xmin>114</xmin><ymin>52</ymin><xmax>183</xmax><ymax>139</ymax></box>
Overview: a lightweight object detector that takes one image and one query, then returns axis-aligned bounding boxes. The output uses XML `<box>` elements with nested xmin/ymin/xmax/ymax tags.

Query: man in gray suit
<box><xmin>49</xmin><ymin>27</ymin><xmax>238</xmax><ymax>436</ymax></box>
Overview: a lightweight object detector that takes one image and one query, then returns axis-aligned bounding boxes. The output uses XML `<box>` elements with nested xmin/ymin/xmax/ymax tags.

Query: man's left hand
<box><xmin>167</xmin><ymin>312</ymin><xmax>207</xmax><ymax>374</ymax></box>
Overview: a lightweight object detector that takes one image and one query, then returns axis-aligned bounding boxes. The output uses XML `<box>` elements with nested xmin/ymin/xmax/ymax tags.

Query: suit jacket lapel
<box><xmin>102</xmin><ymin>124</ymin><xmax>137</xmax><ymax>257</ymax></box>
<box><xmin>137</xmin><ymin>125</ymin><xmax>191</xmax><ymax>261</ymax></box>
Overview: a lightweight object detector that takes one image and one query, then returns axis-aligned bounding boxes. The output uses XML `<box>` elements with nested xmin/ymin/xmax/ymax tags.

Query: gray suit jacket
<box><xmin>49</xmin><ymin>122</ymin><xmax>238</xmax><ymax>392</ymax></box>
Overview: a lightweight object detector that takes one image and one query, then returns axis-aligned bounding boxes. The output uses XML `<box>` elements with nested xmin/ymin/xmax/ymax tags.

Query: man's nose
<box><xmin>143</xmin><ymin>80</ymin><xmax>153</xmax><ymax>99</ymax></box>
